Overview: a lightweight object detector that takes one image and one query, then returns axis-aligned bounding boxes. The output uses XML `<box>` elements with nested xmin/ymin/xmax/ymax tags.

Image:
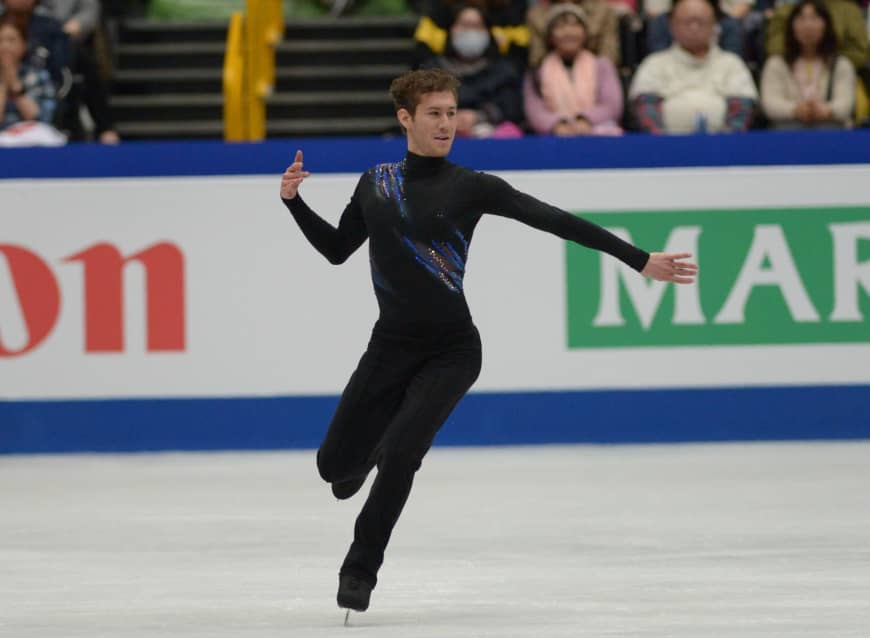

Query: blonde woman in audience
<box><xmin>761</xmin><ymin>0</ymin><xmax>855</xmax><ymax>128</ymax></box>
<box><xmin>523</xmin><ymin>3</ymin><xmax>623</xmax><ymax>135</ymax></box>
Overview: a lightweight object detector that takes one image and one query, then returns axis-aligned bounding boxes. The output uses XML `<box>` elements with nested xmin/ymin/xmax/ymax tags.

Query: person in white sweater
<box><xmin>760</xmin><ymin>0</ymin><xmax>855</xmax><ymax>129</ymax></box>
<box><xmin>628</xmin><ymin>0</ymin><xmax>758</xmax><ymax>133</ymax></box>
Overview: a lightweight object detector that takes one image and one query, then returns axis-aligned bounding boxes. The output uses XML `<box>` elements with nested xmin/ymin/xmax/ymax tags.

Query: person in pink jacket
<box><xmin>523</xmin><ymin>2</ymin><xmax>624</xmax><ymax>136</ymax></box>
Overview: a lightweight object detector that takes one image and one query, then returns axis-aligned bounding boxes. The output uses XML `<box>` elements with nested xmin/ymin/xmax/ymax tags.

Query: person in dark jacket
<box><xmin>418</xmin><ymin>3</ymin><xmax>524</xmax><ymax>137</ymax></box>
<box><xmin>41</xmin><ymin>0</ymin><xmax>120</xmax><ymax>143</ymax></box>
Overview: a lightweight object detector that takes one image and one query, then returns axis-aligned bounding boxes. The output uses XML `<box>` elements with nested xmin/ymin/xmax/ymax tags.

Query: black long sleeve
<box><xmin>281</xmin><ymin>152</ymin><xmax>649</xmax><ymax>336</ymax></box>
<box><xmin>474</xmin><ymin>173</ymin><xmax>650</xmax><ymax>272</ymax></box>
<box><xmin>282</xmin><ymin>184</ymin><xmax>368</xmax><ymax>265</ymax></box>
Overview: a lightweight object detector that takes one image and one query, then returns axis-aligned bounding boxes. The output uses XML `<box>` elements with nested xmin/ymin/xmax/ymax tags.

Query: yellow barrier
<box><xmin>413</xmin><ymin>15</ymin><xmax>529</xmax><ymax>56</ymax></box>
<box><xmin>223</xmin><ymin>0</ymin><xmax>284</xmax><ymax>141</ymax></box>
<box><xmin>856</xmin><ymin>77</ymin><xmax>869</xmax><ymax>126</ymax></box>
<box><xmin>223</xmin><ymin>11</ymin><xmax>245</xmax><ymax>141</ymax></box>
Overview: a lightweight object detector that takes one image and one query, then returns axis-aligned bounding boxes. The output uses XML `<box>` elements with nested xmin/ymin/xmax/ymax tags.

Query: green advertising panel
<box><xmin>566</xmin><ymin>207</ymin><xmax>870</xmax><ymax>347</ymax></box>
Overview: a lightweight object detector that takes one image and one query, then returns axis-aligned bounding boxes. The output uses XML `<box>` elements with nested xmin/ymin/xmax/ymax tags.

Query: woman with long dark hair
<box><xmin>760</xmin><ymin>0</ymin><xmax>855</xmax><ymax>129</ymax></box>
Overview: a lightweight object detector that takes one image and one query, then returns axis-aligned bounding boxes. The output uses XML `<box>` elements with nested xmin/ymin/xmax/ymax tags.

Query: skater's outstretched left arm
<box><xmin>280</xmin><ymin>150</ymin><xmax>368</xmax><ymax>265</ymax></box>
<box><xmin>475</xmin><ymin>173</ymin><xmax>697</xmax><ymax>283</ymax></box>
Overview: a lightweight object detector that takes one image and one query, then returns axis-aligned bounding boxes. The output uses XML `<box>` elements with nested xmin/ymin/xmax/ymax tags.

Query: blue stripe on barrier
<box><xmin>2</xmin><ymin>384</ymin><xmax>868</xmax><ymax>454</ymax></box>
<box><xmin>3</xmin><ymin>130</ymin><xmax>870</xmax><ymax>179</ymax></box>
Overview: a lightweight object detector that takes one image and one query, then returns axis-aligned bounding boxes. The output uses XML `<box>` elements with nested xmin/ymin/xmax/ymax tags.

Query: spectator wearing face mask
<box><xmin>419</xmin><ymin>3</ymin><xmax>524</xmax><ymax>138</ymax></box>
<box><xmin>412</xmin><ymin>0</ymin><xmax>530</xmax><ymax>72</ymax></box>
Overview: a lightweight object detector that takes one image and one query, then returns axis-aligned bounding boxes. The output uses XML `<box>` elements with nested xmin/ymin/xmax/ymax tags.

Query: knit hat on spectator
<box><xmin>545</xmin><ymin>3</ymin><xmax>589</xmax><ymax>34</ymax></box>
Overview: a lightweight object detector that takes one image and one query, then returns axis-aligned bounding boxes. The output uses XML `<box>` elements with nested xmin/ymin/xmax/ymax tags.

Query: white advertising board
<box><xmin>2</xmin><ymin>164</ymin><xmax>870</xmax><ymax>400</ymax></box>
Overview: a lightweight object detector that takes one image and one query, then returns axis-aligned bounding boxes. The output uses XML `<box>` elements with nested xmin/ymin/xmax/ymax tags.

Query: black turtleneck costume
<box><xmin>283</xmin><ymin>151</ymin><xmax>649</xmax><ymax>589</ymax></box>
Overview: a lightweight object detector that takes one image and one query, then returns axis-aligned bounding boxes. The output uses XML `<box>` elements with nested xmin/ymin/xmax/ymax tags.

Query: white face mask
<box><xmin>452</xmin><ymin>29</ymin><xmax>490</xmax><ymax>59</ymax></box>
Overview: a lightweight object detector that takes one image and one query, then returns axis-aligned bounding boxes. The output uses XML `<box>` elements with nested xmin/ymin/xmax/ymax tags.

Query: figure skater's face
<box><xmin>398</xmin><ymin>91</ymin><xmax>457</xmax><ymax>157</ymax></box>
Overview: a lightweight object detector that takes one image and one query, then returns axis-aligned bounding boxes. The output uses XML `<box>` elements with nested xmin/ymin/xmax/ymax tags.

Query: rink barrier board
<box><xmin>3</xmin><ymin>129</ymin><xmax>870</xmax><ymax>178</ymax></box>
<box><xmin>2</xmin><ymin>384</ymin><xmax>869</xmax><ymax>454</ymax></box>
<box><xmin>3</xmin><ymin>132</ymin><xmax>870</xmax><ymax>452</ymax></box>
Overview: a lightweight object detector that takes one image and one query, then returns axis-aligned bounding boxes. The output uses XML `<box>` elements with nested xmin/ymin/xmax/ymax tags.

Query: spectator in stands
<box><xmin>0</xmin><ymin>0</ymin><xmax>69</xmax><ymax>84</ymax></box>
<box><xmin>40</xmin><ymin>0</ymin><xmax>119</xmax><ymax>143</ymax></box>
<box><xmin>607</xmin><ymin>0</ymin><xmax>636</xmax><ymax>15</ymax></box>
<box><xmin>419</xmin><ymin>3</ymin><xmax>524</xmax><ymax>137</ymax></box>
<box><xmin>0</xmin><ymin>15</ymin><xmax>57</xmax><ymax>128</ymax></box>
<box><xmin>527</xmin><ymin>0</ymin><xmax>620</xmax><ymax>66</ymax></box>
<box><xmin>629</xmin><ymin>0</ymin><xmax>757</xmax><ymax>133</ymax></box>
<box><xmin>761</xmin><ymin>0</ymin><xmax>855</xmax><ymax>128</ymax></box>
<box><xmin>766</xmin><ymin>0</ymin><xmax>868</xmax><ymax>72</ymax></box>
<box><xmin>644</xmin><ymin>0</ymin><xmax>744</xmax><ymax>56</ymax></box>
<box><xmin>523</xmin><ymin>3</ymin><xmax>623</xmax><ymax>134</ymax></box>
<box><xmin>413</xmin><ymin>0</ymin><xmax>530</xmax><ymax>71</ymax></box>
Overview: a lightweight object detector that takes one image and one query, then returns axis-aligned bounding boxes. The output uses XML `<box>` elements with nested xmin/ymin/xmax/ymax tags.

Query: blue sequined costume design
<box><xmin>373</xmin><ymin>161</ymin><xmax>409</xmax><ymax>220</ymax></box>
<box><xmin>399</xmin><ymin>233</ymin><xmax>467</xmax><ymax>294</ymax></box>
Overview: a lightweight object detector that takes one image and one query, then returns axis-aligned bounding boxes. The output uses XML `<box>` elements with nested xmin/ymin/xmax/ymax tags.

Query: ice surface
<box><xmin>1</xmin><ymin>442</ymin><xmax>869</xmax><ymax>637</ymax></box>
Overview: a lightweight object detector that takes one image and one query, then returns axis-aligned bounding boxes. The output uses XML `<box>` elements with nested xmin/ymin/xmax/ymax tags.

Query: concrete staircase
<box><xmin>111</xmin><ymin>16</ymin><xmax>416</xmax><ymax>140</ymax></box>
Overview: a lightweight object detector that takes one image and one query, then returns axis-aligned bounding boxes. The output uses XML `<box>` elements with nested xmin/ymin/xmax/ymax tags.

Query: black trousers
<box><xmin>64</xmin><ymin>34</ymin><xmax>115</xmax><ymax>139</ymax></box>
<box><xmin>316</xmin><ymin>321</ymin><xmax>482</xmax><ymax>586</ymax></box>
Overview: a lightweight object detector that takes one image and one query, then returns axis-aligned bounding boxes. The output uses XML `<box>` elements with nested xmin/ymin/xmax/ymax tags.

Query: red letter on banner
<box><xmin>64</xmin><ymin>242</ymin><xmax>186</xmax><ymax>352</ymax></box>
<box><xmin>0</xmin><ymin>245</ymin><xmax>61</xmax><ymax>357</ymax></box>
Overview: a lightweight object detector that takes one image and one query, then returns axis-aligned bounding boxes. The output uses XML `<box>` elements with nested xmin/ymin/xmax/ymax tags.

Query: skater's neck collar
<box><xmin>403</xmin><ymin>151</ymin><xmax>448</xmax><ymax>178</ymax></box>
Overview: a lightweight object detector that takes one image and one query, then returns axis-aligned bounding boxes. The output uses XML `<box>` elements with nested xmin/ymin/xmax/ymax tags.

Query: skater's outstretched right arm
<box><xmin>280</xmin><ymin>150</ymin><xmax>368</xmax><ymax>265</ymax></box>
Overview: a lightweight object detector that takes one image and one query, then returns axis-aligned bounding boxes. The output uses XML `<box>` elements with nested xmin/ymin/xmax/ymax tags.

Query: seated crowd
<box><xmin>1</xmin><ymin>0</ymin><xmax>868</xmax><ymax>141</ymax></box>
<box><xmin>0</xmin><ymin>0</ymin><xmax>118</xmax><ymax>144</ymax></box>
<box><xmin>413</xmin><ymin>0</ymin><xmax>870</xmax><ymax>135</ymax></box>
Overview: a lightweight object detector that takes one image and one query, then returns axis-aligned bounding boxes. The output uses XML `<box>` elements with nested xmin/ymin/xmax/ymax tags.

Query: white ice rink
<box><xmin>2</xmin><ymin>442</ymin><xmax>869</xmax><ymax>637</ymax></box>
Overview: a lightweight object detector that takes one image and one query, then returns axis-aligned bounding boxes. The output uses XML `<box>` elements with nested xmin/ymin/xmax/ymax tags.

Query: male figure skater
<box><xmin>279</xmin><ymin>69</ymin><xmax>697</xmax><ymax>617</ymax></box>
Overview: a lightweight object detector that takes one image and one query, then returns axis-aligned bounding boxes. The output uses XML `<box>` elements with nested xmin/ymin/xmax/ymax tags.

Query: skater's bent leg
<box><xmin>316</xmin><ymin>343</ymin><xmax>406</xmax><ymax>486</ymax></box>
<box><xmin>341</xmin><ymin>337</ymin><xmax>482</xmax><ymax>584</ymax></box>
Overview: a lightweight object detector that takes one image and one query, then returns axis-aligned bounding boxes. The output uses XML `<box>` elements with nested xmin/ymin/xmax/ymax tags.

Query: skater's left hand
<box><xmin>280</xmin><ymin>149</ymin><xmax>311</xmax><ymax>200</ymax></box>
<box><xmin>641</xmin><ymin>252</ymin><xmax>698</xmax><ymax>284</ymax></box>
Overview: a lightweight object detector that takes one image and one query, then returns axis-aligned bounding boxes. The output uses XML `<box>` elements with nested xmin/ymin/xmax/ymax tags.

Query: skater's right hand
<box><xmin>641</xmin><ymin>252</ymin><xmax>698</xmax><ymax>284</ymax></box>
<box><xmin>280</xmin><ymin>149</ymin><xmax>311</xmax><ymax>200</ymax></box>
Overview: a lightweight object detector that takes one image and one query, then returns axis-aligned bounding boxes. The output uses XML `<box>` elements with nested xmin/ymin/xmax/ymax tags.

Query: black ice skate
<box><xmin>331</xmin><ymin>476</ymin><xmax>365</xmax><ymax>500</ymax></box>
<box><xmin>337</xmin><ymin>573</ymin><xmax>372</xmax><ymax>624</ymax></box>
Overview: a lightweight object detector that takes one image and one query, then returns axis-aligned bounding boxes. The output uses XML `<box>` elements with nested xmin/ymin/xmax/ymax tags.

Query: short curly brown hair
<box><xmin>389</xmin><ymin>69</ymin><xmax>460</xmax><ymax>116</ymax></box>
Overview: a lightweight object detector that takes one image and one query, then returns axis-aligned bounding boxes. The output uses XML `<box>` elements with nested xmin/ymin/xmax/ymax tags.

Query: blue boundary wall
<box><xmin>3</xmin><ymin>131</ymin><xmax>870</xmax><ymax>453</ymax></box>
<box><xmin>2</xmin><ymin>385</ymin><xmax>870</xmax><ymax>453</ymax></box>
<box><xmin>4</xmin><ymin>129</ymin><xmax>870</xmax><ymax>178</ymax></box>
